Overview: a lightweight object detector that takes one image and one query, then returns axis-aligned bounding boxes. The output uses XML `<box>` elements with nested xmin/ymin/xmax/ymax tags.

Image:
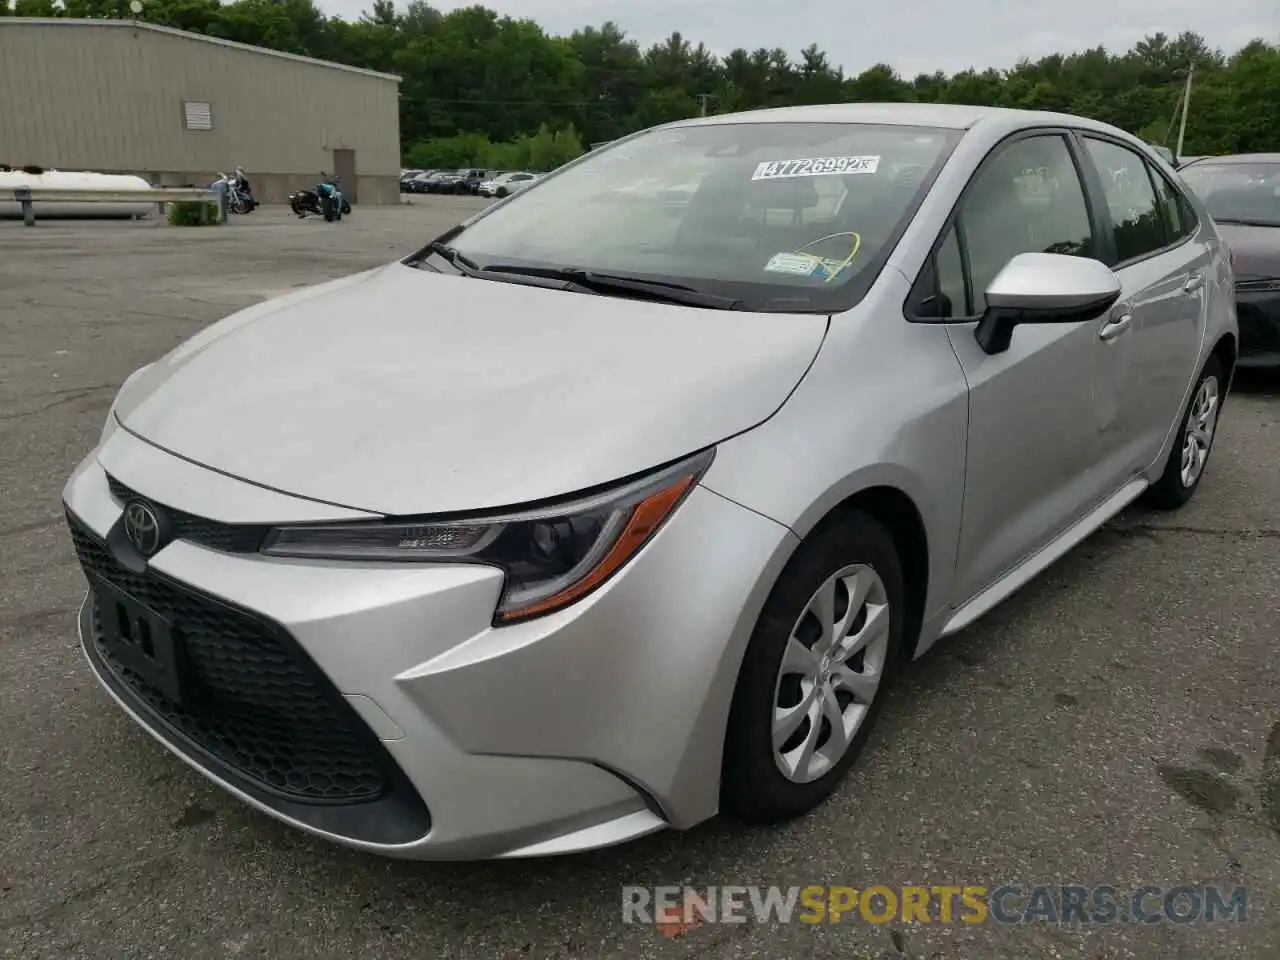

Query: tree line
<box><xmin>4</xmin><ymin>0</ymin><xmax>1279</xmax><ymax>170</ymax></box>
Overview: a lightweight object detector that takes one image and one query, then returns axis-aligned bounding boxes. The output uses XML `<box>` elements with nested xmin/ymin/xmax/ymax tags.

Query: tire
<box><xmin>496</xmin><ymin>188</ymin><xmax>509</xmax><ymax>198</ymax></box>
<box><xmin>1143</xmin><ymin>355</ymin><xmax>1224</xmax><ymax>510</ymax></box>
<box><xmin>341</xmin><ymin>200</ymin><xmax>351</xmax><ymax>215</ymax></box>
<box><xmin>721</xmin><ymin>510</ymin><xmax>905</xmax><ymax>825</ymax></box>
<box><xmin>321</xmin><ymin>197</ymin><xmax>336</xmax><ymax>222</ymax></box>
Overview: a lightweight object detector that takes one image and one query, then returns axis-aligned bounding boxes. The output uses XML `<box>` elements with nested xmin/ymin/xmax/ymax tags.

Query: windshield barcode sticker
<box><xmin>752</xmin><ymin>156</ymin><xmax>880</xmax><ymax>180</ymax></box>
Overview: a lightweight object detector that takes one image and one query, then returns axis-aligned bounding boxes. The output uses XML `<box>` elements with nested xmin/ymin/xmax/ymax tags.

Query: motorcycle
<box><xmin>212</xmin><ymin>167</ymin><xmax>257</xmax><ymax>214</ymax></box>
<box><xmin>290</xmin><ymin>173</ymin><xmax>351</xmax><ymax>221</ymax></box>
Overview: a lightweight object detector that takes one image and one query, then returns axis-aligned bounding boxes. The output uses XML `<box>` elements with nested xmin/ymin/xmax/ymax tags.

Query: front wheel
<box><xmin>721</xmin><ymin>510</ymin><xmax>904</xmax><ymax>825</ymax></box>
<box><xmin>321</xmin><ymin>197</ymin><xmax>336</xmax><ymax>222</ymax></box>
<box><xmin>1143</xmin><ymin>355</ymin><xmax>1224</xmax><ymax>510</ymax></box>
<box><xmin>495</xmin><ymin>188</ymin><xmax>509</xmax><ymax>198</ymax></box>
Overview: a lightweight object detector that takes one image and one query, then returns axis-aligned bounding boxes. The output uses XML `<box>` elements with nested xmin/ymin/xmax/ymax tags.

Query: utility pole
<box><xmin>696</xmin><ymin>93</ymin><xmax>714</xmax><ymax>117</ymax></box>
<box><xmin>1163</xmin><ymin>87</ymin><xmax>1182</xmax><ymax>146</ymax></box>
<box><xmin>1175</xmin><ymin>62</ymin><xmax>1195</xmax><ymax>159</ymax></box>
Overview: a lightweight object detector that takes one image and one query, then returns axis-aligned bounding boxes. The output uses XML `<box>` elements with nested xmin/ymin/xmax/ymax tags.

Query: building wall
<box><xmin>0</xmin><ymin>20</ymin><xmax>402</xmax><ymax>204</ymax></box>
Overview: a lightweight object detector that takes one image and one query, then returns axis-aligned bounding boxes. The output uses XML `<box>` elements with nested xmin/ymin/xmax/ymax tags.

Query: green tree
<box><xmin>9</xmin><ymin>3</ymin><xmax>1279</xmax><ymax>164</ymax></box>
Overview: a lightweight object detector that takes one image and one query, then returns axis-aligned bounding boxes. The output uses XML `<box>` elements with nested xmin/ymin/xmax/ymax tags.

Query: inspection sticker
<box><xmin>752</xmin><ymin>156</ymin><xmax>880</xmax><ymax>180</ymax></box>
<box><xmin>764</xmin><ymin>252</ymin><xmax>824</xmax><ymax>276</ymax></box>
<box><xmin>764</xmin><ymin>251</ymin><xmax>831</xmax><ymax>277</ymax></box>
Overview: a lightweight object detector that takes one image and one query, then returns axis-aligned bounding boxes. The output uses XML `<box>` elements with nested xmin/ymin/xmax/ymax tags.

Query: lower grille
<box><xmin>69</xmin><ymin>513</ymin><xmax>387</xmax><ymax>804</ymax></box>
<box><xmin>1236</xmin><ymin>301</ymin><xmax>1280</xmax><ymax>357</ymax></box>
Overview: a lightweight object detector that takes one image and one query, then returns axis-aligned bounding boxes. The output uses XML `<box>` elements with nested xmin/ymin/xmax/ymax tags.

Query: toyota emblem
<box><xmin>123</xmin><ymin>500</ymin><xmax>164</xmax><ymax>557</ymax></box>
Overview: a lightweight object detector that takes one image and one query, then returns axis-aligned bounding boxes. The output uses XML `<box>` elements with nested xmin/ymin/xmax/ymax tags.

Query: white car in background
<box><xmin>478</xmin><ymin>171</ymin><xmax>540</xmax><ymax>198</ymax></box>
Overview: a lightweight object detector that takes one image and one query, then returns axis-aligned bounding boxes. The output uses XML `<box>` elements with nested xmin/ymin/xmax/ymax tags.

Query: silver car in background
<box><xmin>63</xmin><ymin>103</ymin><xmax>1236</xmax><ymax>861</ymax></box>
<box><xmin>477</xmin><ymin>171</ymin><xmax>540</xmax><ymax>198</ymax></box>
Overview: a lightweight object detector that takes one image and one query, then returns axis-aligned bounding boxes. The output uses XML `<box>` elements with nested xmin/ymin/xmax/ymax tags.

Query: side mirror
<box><xmin>975</xmin><ymin>252</ymin><xmax>1122</xmax><ymax>355</ymax></box>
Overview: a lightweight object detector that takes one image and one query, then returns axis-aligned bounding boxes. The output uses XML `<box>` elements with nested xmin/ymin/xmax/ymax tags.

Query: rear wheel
<box><xmin>1143</xmin><ymin>355</ymin><xmax>1224</xmax><ymax>510</ymax></box>
<box><xmin>721</xmin><ymin>511</ymin><xmax>904</xmax><ymax>824</ymax></box>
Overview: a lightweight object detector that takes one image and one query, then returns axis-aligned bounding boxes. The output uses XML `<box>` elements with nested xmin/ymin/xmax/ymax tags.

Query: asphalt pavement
<box><xmin>2</xmin><ymin>202</ymin><xmax>1279</xmax><ymax>960</ymax></box>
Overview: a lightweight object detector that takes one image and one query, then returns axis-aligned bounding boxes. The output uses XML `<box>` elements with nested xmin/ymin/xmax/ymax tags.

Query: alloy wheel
<box><xmin>771</xmin><ymin>563</ymin><xmax>891</xmax><ymax>784</ymax></box>
<box><xmin>1180</xmin><ymin>374</ymin><xmax>1220</xmax><ymax>488</ymax></box>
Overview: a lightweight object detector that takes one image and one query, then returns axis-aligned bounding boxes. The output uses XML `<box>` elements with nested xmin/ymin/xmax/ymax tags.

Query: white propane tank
<box><xmin>0</xmin><ymin>169</ymin><xmax>155</xmax><ymax>219</ymax></box>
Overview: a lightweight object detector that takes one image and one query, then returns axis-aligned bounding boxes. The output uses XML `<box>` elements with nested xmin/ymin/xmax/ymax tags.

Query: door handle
<box><xmin>1183</xmin><ymin>274</ymin><xmax>1204</xmax><ymax>295</ymax></box>
<box><xmin>1099</xmin><ymin>313</ymin><xmax>1132</xmax><ymax>342</ymax></box>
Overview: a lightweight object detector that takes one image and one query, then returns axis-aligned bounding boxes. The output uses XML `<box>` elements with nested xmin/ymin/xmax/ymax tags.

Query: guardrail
<box><xmin>7</xmin><ymin>185</ymin><xmax>227</xmax><ymax>226</ymax></box>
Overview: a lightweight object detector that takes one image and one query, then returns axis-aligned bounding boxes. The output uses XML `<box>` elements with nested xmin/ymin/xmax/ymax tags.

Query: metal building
<box><xmin>0</xmin><ymin>18</ymin><xmax>402</xmax><ymax>204</ymax></box>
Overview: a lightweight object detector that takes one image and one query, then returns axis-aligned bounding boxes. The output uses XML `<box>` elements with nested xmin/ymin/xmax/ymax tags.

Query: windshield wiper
<box><xmin>478</xmin><ymin>265</ymin><xmax>744</xmax><ymax>310</ymax></box>
<box><xmin>425</xmin><ymin>240</ymin><xmax>482</xmax><ymax>275</ymax></box>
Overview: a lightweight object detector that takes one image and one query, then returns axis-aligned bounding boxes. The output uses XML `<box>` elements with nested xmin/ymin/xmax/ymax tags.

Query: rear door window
<box><xmin>1151</xmin><ymin>170</ymin><xmax>1198</xmax><ymax>241</ymax></box>
<box><xmin>1080</xmin><ymin>137</ymin><xmax>1168</xmax><ymax>263</ymax></box>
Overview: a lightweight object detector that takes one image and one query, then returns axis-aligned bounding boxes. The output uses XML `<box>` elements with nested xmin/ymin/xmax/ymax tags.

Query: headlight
<box><xmin>260</xmin><ymin>449</ymin><xmax>714</xmax><ymax>623</ymax></box>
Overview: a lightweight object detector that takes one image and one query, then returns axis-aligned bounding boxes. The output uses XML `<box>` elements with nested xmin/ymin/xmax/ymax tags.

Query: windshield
<box><xmin>448</xmin><ymin>122</ymin><xmax>962</xmax><ymax>312</ymax></box>
<box><xmin>1179</xmin><ymin>161</ymin><xmax>1280</xmax><ymax>227</ymax></box>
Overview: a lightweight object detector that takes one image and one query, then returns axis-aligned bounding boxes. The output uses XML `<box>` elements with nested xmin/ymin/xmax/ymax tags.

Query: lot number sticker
<box><xmin>752</xmin><ymin>156</ymin><xmax>880</xmax><ymax>180</ymax></box>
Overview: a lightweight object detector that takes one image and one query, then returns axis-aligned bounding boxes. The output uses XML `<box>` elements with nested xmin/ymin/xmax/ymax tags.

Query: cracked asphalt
<box><xmin>2</xmin><ymin>203</ymin><xmax>1279</xmax><ymax>960</ymax></box>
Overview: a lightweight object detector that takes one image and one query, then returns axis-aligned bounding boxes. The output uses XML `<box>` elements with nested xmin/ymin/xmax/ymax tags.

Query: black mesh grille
<box><xmin>69</xmin><ymin>513</ymin><xmax>389</xmax><ymax>804</ymax></box>
<box><xmin>1237</xmin><ymin>302</ymin><xmax>1280</xmax><ymax>356</ymax></box>
<box><xmin>105</xmin><ymin>475</ymin><xmax>268</xmax><ymax>554</ymax></box>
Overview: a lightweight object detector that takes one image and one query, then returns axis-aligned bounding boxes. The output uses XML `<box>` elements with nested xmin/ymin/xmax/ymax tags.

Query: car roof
<box><xmin>668</xmin><ymin>101</ymin><xmax>1139</xmax><ymax>142</ymax></box>
<box><xmin>1182</xmin><ymin>153</ymin><xmax>1280</xmax><ymax>166</ymax></box>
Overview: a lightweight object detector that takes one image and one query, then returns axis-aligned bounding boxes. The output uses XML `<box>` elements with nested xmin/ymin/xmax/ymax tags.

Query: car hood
<box><xmin>1216</xmin><ymin>222</ymin><xmax>1280</xmax><ymax>281</ymax></box>
<box><xmin>114</xmin><ymin>263</ymin><xmax>828</xmax><ymax>516</ymax></box>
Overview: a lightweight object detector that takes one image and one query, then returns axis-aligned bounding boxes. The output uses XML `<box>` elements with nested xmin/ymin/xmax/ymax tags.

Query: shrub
<box><xmin>167</xmin><ymin>201</ymin><xmax>219</xmax><ymax>226</ymax></box>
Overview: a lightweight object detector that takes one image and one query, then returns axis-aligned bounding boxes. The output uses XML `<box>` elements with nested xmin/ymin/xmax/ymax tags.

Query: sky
<box><xmin>317</xmin><ymin>0</ymin><xmax>1279</xmax><ymax>77</ymax></box>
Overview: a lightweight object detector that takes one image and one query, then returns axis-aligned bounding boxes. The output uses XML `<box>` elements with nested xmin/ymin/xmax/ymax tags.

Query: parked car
<box><xmin>1179</xmin><ymin>153</ymin><xmax>1280</xmax><ymax>367</ymax></box>
<box><xmin>458</xmin><ymin>168</ymin><xmax>495</xmax><ymax>195</ymax></box>
<box><xmin>412</xmin><ymin>171</ymin><xmax>453</xmax><ymax>194</ymax></box>
<box><xmin>400</xmin><ymin>170</ymin><xmax>425</xmax><ymax>192</ymax></box>
<box><xmin>64</xmin><ymin>103</ymin><xmax>1236</xmax><ymax>862</ymax></box>
<box><xmin>428</xmin><ymin>169</ymin><xmax>490</xmax><ymax>195</ymax></box>
<box><xmin>477</xmin><ymin>171</ymin><xmax>539</xmax><ymax>198</ymax></box>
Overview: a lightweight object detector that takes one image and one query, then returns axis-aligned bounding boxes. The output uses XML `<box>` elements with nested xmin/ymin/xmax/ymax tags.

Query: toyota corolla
<box><xmin>64</xmin><ymin>103</ymin><xmax>1237</xmax><ymax>860</ymax></box>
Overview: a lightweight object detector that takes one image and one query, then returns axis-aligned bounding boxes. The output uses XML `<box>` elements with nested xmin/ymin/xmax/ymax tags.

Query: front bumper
<box><xmin>63</xmin><ymin>432</ymin><xmax>795</xmax><ymax>860</ymax></box>
<box><xmin>1235</xmin><ymin>283</ymin><xmax>1280</xmax><ymax>368</ymax></box>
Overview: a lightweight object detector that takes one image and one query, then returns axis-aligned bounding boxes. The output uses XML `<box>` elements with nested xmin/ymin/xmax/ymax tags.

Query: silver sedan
<box><xmin>63</xmin><ymin>102</ymin><xmax>1237</xmax><ymax>861</ymax></box>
